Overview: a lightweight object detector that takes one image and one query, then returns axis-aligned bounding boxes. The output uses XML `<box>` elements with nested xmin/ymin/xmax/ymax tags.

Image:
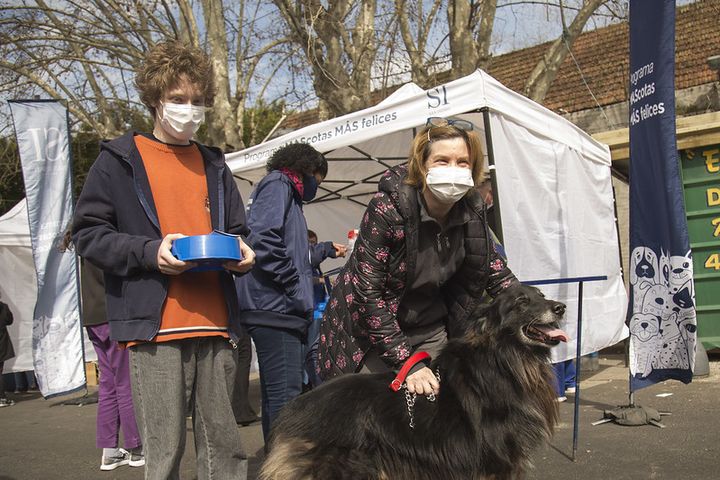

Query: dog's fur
<box><xmin>261</xmin><ymin>284</ymin><xmax>567</xmax><ymax>480</ymax></box>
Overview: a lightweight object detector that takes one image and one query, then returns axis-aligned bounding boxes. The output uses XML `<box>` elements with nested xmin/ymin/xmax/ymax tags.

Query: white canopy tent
<box><xmin>0</xmin><ymin>200</ymin><xmax>96</xmax><ymax>372</ymax></box>
<box><xmin>226</xmin><ymin>70</ymin><xmax>629</xmax><ymax>361</ymax></box>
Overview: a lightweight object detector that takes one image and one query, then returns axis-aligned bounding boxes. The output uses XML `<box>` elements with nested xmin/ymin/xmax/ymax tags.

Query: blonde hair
<box><xmin>405</xmin><ymin>124</ymin><xmax>485</xmax><ymax>191</ymax></box>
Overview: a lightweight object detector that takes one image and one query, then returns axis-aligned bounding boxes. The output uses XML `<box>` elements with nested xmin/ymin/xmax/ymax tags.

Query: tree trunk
<box><xmin>201</xmin><ymin>0</ymin><xmax>243</xmax><ymax>150</ymax></box>
<box><xmin>395</xmin><ymin>0</ymin><xmax>443</xmax><ymax>87</ymax></box>
<box><xmin>448</xmin><ymin>0</ymin><xmax>497</xmax><ymax>78</ymax></box>
<box><xmin>273</xmin><ymin>0</ymin><xmax>378</xmax><ymax>118</ymax></box>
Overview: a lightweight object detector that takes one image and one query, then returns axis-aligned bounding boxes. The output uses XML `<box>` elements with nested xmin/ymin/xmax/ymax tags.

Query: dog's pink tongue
<box><xmin>538</xmin><ymin>326</ymin><xmax>569</xmax><ymax>342</ymax></box>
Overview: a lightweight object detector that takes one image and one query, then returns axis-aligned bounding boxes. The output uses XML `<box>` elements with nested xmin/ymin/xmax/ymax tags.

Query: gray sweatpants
<box><xmin>129</xmin><ymin>337</ymin><xmax>248</xmax><ymax>480</ymax></box>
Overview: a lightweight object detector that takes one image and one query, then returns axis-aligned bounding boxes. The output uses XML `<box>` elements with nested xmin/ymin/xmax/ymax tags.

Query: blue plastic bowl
<box><xmin>171</xmin><ymin>232</ymin><xmax>242</xmax><ymax>272</ymax></box>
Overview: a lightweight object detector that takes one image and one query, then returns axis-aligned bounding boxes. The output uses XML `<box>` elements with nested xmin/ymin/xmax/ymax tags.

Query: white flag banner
<box><xmin>9</xmin><ymin>100</ymin><xmax>85</xmax><ymax>398</ymax></box>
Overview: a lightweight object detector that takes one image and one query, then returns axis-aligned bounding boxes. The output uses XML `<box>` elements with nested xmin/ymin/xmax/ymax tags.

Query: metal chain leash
<box><xmin>402</xmin><ymin>368</ymin><xmax>441</xmax><ymax>429</ymax></box>
<box><xmin>403</xmin><ymin>388</ymin><xmax>417</xmax><ymax>429</ymax></box>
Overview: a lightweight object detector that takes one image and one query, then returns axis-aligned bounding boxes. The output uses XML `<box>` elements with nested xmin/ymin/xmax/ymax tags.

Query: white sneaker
<box><xmin>100</xmin><ymin>448</ymin><xmax>130</xmax><ymax>471</ymax></box>
<box><xmin>128</xmin><ymin>448</ymin><xmax>145</xmax><ymax>467</ymax></box>
<box><xmin>556</xmin><ymin>396</ymin><xmax>567</xmax><ymax>403</ymax></box>
<box><xmin>566</xmin><ymin>386</ymin><xmax>576</xmax><ymax>394</ymax></box>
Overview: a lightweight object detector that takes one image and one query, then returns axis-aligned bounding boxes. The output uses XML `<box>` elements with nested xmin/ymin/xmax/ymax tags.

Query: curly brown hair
<box><xmin>266</xmin><ymin>143</ymin><xmax>327</xmax><ymax>177</ymax></box>
<box><xmin>135</xmin><ymin>41</ymin><xmax>216</xmax><ymax>118</ymax></box>
<box><xmin>405</xmin><ymin>123</ymin><xmax>485</xmax><ymax>191</ymax></box>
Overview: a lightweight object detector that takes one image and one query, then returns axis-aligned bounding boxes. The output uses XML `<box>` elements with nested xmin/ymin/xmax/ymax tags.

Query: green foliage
<box><xmin>71</xmin><ymin>130</ymin><xmax>103</xmax><ymax>196</ymax></box>
<box><xmin>119</xmin><ymin>105</ymin><xmax>155</xmax><ymax>136</ymax></box>
<box><xmin>0</xmin><ymin>132</ymin><xmax>104</xmax><ymax>216</ymax></box>
<box><xmin>0</xmin><ymin>137</ymin><xmax>24</xmax><ymax>216</ymax></box>
<box><xmin>242</xmin><ymin>100</ymin><xmax>288</xmax><ymax>147</ymax></box>
<box><xmin>0</xmin><ymin>101</ymin><xmax>156</xmax><ymax>216</ymax></box>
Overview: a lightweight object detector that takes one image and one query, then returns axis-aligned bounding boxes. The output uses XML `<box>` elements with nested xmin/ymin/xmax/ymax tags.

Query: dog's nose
<box><xmin>553</xmin><ymin>303</ymin><xmax>566</xmax><ymax>315</ymax></box>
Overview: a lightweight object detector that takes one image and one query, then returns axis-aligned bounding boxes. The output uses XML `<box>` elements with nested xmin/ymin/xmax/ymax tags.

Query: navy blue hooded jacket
<box><xmin>72</xmin><ymin>131</ymin><xmax>249</xmax><ymax>343</ymax></box>
<box><xmin>235</xmin><ymin>171</ymin><xmax>313</xmax><ymax>333</ymax></box>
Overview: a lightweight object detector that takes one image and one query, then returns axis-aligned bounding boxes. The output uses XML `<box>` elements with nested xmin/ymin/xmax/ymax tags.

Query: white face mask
<box><xmin>159</xmin><ymin>102</ymin><xmax>206</xmax><ymax>142</ymax></box>
<box><xmin>425</xmin><ymin>166</ymin><xmax>474</xmax><ymax>204</ymax></box>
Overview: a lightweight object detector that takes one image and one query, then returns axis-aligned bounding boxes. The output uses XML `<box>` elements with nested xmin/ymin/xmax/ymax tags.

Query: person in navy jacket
<box><xmin>235</xmin><ymin>143</ymin><xmax>328</xmax><ymax>445</ymax></box>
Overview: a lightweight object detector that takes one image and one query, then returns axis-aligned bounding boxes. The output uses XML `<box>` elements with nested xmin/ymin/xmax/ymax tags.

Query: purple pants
<box><xmin>87</xmin><ymin>323</ymin><xmax>141</xmax><ymax>449</ymax></box>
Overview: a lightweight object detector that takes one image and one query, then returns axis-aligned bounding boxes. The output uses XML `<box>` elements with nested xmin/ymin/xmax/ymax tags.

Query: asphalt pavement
<box><xmin>1</xmin><ymin>353</ymin><xmax>718</xmax><ymax>480</ymax></box>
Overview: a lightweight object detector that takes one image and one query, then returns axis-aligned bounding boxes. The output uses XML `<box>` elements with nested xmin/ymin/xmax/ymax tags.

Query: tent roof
<box><xmin>227</xmin><ymin>70</ymin><xmax>609</xmax><ymax>171</ymax></box>
<box><xmin>226</xmin><ymin>70</ymin><xmax>610</xmax><ymax>207</ymax></box>
<box><xmin>0</xmin><ymin>199</ymin><xmax>30</xmax><ymax>247</ymax></box>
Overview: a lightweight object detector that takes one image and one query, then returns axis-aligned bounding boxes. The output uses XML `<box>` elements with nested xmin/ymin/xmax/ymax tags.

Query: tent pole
<box><xmin>480</xmin><ymin>107</ymin><xmax>504</xmax><ymax>244</ymax></box>
<box><xmin>610</xmin><ymin>177</ymin><xmax>631</xmax><ymax>369</ymax></box>
<box><xmin>572</xmin><ymin>280</ymin><xmax>585</xmax><ymax>462</ymax></box>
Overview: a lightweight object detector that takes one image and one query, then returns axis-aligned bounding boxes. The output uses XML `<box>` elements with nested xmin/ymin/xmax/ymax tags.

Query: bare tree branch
<box><xmin>0</xmin><ymin>0</ymin><xmax>286</xmax><ymax>149</ymax></box>
<box><xmin>273</xmin><ymin>0</ymin><xmax>381</xmax><ymax>118</ymax></box>
<box><xmin>523</xmin><ymin>0</ymin><xmax>607</xmax><ymax>102</ymax></box>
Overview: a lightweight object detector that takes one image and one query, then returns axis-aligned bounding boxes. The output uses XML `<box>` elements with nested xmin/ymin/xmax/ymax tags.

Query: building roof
<box><xmin>281</xmin><ymin>0</ymin><xmax>719</xmax><ymax>131</ymax></box>
<box><xmin>489</xmin><ymin>0</ymin><xmax>719</xmax><ymax>114</ymax></box>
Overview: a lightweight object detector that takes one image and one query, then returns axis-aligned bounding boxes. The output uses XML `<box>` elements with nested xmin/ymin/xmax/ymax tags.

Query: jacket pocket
<box><xmin>289</xmin><ymin>275</ymin><xmax>314</xmax><ymax>316</ymax></box>
<box><xmin>120</xmin><ymin>274</ymin><xmax>166</xmax><ymax>321</ymax></box>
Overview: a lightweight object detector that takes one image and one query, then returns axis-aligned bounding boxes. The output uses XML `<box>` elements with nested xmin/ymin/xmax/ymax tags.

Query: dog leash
<box><xmin>389</xmin><ymin>351</ymin><xmax>431</xmax><ymax>391</ymax></box>
<box><xmin>390</xmin><ymin>352</ymin><xmax>441</xmax><ymax>429</ymax></box>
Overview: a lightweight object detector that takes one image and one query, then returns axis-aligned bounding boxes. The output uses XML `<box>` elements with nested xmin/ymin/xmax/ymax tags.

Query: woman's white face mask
<box><xmin>159</xmin><ymin>102</ymin><xmax>206</xmax><ymax>142</ymax></box>
<box><xmin>425</xmin><ymin>166</ymin><xmax>475</xmax><ymax>204</ymax></box>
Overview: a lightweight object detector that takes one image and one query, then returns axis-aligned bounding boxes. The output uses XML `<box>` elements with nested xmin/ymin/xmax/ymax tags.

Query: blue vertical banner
<box><xmin>628</xmin><ymin>0</ymin><xmax>696</xmax><ymax>391</ymax></box>
<box><xmin>9</xmin><ymin>100</ymin><xmax>85</xmax><ymax>398</ymax></box>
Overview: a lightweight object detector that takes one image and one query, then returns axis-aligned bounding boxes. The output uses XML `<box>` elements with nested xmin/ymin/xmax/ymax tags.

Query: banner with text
<box><xmin>628</xmin><ymin>0</ymin><xmax>696</xmax><ymax>391</ymax></box>
<box><xmin>9</xmin><ymin>100</ymin><xmax>85</xmax><ymax>398</ymax></box>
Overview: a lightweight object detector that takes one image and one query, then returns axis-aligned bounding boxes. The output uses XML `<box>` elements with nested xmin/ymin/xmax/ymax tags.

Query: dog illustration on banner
<box><xmin>629</xmin><ymin>246</ymin><xmax>697</xmax><ymax>377</ymax></box>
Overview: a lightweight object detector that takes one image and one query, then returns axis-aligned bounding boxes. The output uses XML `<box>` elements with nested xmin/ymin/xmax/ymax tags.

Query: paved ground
<box><xmin>527</xmin><ymin>354</ymin><xmax>720</xmax><ymax>480</ymax></box>
<box><xmin>1</xmin><ymin>353</ymin><xmax>718</xmax><ymax>479</ymax></box>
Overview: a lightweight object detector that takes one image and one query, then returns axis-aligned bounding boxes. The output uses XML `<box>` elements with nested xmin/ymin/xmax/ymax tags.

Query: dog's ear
<box><xmin>450</xmin><ymin>299</ymin><xmax>492</xmax><ymax>339</ymax></box>
<box><xmin>509</xmin><ymin>287</ymin><xmax>541</xmax><ymax>310</ymax></box>
<box><xmin>494</xmin><ymin>284</ymin><xmax>527</xmax><ymax>315</ymax></box>
<box><xmin>490</xmin><ymin>284</ymin><xmax>545</xmax><ymax>325</ymax></box>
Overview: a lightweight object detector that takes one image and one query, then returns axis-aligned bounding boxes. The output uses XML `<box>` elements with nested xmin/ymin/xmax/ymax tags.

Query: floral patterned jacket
<box><xmin>317</xmin><ymin>165</ymin><xmax>517</xmax><ymax>379</ymax></box>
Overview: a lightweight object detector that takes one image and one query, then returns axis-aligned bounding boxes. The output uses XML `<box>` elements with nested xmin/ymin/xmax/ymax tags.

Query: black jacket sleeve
<box><xmin>72</xmin><ymin>155</ymin><xmax>161</xmax><ymax>277</ymax></box>
<box><xmin>247</xmin><ymin>178</ymin><xmax>300</xmax><ymax>295</ymax></box>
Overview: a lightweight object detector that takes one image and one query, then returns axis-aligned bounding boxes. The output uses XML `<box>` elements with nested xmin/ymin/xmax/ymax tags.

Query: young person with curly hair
<box><xmin>72</xmin><ymin>41</ymin><xmax>255</xmax><ymax>479</ymax></box>
<box><xmin>235</xmin><ymin>142</ymin><xmax>328</xmax><ymax>445</ymax></box>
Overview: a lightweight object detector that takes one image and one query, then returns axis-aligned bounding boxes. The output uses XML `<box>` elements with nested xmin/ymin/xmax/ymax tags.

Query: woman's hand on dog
<box><xmin>406</xmin><ymin>367</ymin><xmax>440</xmax><ymax>396</ymax></box>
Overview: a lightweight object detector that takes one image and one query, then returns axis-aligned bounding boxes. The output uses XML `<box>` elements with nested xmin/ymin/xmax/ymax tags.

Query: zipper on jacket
<box><xmin>436</xmin><ymin>232</ymin><xmax>450</xmax><ymax>252</ymax></box>
<box><xmin>117</xmin><ymin>149</ymin><xmax>161</xmax><ymax>232</ymax></box>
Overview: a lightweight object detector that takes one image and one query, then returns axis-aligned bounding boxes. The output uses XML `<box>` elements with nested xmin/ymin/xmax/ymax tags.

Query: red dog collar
<box><xmin>389</xmin><ymin>351</ymin><xmax>431</xmax><ymax>392</ymax></box>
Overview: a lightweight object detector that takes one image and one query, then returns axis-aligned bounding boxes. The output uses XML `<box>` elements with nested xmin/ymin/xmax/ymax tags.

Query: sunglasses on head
<box><xmin>426</xmin><ymin>117</ymin><xmax>474</xmax><ymax>142</ymax></box>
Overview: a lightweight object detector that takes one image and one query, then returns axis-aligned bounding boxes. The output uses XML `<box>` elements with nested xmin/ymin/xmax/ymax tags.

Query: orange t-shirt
<box><xmin>132</xmin><ymin>134</ymin><xmax>229</xmax><ymax>344</ymax></box>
